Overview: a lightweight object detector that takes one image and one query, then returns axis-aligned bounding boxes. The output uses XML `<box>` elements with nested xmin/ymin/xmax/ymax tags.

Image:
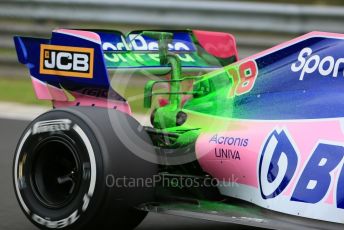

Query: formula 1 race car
<box><xmin>13</xmin><ymin>29</ymin><xmax>344</xmax><ymax>230</ymax></box>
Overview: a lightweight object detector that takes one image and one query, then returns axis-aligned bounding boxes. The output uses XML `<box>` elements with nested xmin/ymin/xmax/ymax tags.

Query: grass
<box><xmin>0</xmin><ymin>78</ymin><xmax>50</xmax><ymax>107</ymax></box>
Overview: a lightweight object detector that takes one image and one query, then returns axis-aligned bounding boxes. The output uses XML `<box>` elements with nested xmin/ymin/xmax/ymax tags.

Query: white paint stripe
<box><xmin>0</xmin><ymin>102</ymin><xmax>49</xmax><ymax>121</ymax></box>
<box><xmin>0</xmin><ymin>102</ymin><xmax>149</xmax><ymax>125</ymax></box>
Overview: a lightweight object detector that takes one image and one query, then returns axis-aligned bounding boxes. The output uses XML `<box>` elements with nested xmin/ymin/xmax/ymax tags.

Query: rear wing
<box><xmin>14</xmin><ymin>29</ymin><xmax>238</xmax><ymax>112</ymax></box>
<box><xmin>95</xmin><ymin>29</ymin><xmax>238</xmax><ymax>71</ymax></box>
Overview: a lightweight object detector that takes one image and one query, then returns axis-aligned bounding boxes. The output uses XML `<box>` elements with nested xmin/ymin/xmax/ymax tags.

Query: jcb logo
<box><xmin>40</xmin><ymin>44</ymin><xmax>94</xmax><ymax>78</ymax></box>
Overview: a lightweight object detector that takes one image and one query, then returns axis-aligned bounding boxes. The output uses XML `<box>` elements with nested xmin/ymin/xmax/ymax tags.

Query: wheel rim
<box><xmin>30</xmin><ymin>137</ymin><xmax>82</xmax><ymax>209</ymax></box>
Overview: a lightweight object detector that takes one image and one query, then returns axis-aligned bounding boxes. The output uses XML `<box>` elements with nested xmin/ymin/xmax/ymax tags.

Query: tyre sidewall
<box><xmin>13</xmin><ymin>110</ymin><xmax>105</xmax><ymax>230</ymax></box>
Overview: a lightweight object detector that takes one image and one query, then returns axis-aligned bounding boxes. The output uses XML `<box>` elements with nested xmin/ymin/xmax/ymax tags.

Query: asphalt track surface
<box><xmin>0</xmin><ymin>118</ymin><xmax>258</xmax><ymax>230</ymax></box>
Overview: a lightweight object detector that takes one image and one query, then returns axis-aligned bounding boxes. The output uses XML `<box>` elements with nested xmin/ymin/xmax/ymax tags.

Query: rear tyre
<box><xmin>13</xmin><ymin>107</ymin><xmax>157</xmax><ymax>230</ymax></box>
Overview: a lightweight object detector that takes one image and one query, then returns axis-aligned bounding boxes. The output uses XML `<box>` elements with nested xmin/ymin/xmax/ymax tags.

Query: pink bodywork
<box><xmin>31</xmin><ymin>76</ymin><xmax>132</xmax><ymax>115</ymax></box>
<box><xmin>53</xmin><ymin>91</ymin><xmax>131</xmax><ymax>115</ymax></box>
<box><xmin>195</xmin><ymin>31</ymin><xmax>344</xmax><ymax>198</ymax></box>
<box><xmin>54</xmin><ymin>29</ymin><xmax>102</xmax><ymax>44</ymax></box>
<box><xmin>193</xmin><ymin>30</ymin><xmax>239</xmax><ymax>60</ymax></box>
<box><xmin>195</xmin><ymin>118</ymin><xmax>344</xmax><ymax>205</ymax></box>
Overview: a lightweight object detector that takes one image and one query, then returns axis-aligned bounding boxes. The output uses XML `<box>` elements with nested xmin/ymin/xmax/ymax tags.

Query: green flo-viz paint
<box><xmin>104</xmin><ymin>52</ymin><xmax>216</xmax><ymax>69</ymax></box>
